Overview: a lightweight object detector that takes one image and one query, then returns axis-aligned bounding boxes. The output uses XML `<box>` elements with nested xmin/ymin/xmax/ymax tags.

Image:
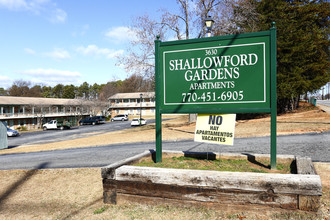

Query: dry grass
<box><xmin>314</xmin><ymin>162</ymin><xmax>330</xmax><ymax>219</ymax></box>
<box><xmin>134</xmin><ymin>156</ymin><xmax>293</xmax><ymax>174</ymax></box>
<box><xmin>0</xmin><ymin>164</ymin><xmax>328</xmax><ymax>219</ymax></box>
<box><xmin>0</xmin><ymin>168</ymin><xmax>103</xmax><ymax>219</ymax></box>
<box><xmin>236</xmin><ymin>108</ymin><xmax>330</xmax><ymax>137</ymax></box>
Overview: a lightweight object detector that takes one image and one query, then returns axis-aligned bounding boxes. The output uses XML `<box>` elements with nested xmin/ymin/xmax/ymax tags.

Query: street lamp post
<box><xmin>140</xmin><ymin>93</ymin><xmax>142</xmax><ymax>125</ymax></box>
<box><xmin>188</xmin><ymin>15</ymin><xmax>215</xmax><ymax>123</ymax></box>
<box><xmin>188</xmin><ymin>16</ymin><xmax>215</xmax><ymax>123</ymax></box>
<box><xmin>205</xmin><ymin>15</ymin><xmax>214</xmax><ymax>37</ymax></box>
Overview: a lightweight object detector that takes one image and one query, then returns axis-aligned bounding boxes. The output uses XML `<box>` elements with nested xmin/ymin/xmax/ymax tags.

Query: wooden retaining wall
<box><xmin>101</xmin><ymin>151</ymin><xmax>322</xmax><ymax>211</ymax></box>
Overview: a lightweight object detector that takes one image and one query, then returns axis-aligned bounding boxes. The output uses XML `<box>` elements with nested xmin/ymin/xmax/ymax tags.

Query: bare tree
<box><xmin>99</xmin><ymin>81</ymin><xmax>122</xmax><ymax>101</ymax></box>
<box><xmin>229</xmin><ymin>0</ymin><xmax>260</xmax><ymax>33</ymax></box>
<box><xmin>88</xmin><ymin>99</ymin><xmax>108</xmax><ymax>117</ymax></box>
<box><xmin>120</xmin><ymin>74</ymin><xmax>153</xmax><ymax>93</ymax></box>
<box><xmin>117</xmin><ymin>0</ymin><xmax>257</xmax><ymax>121</ymax></box>
<box><xmin>8</xmin><ymin>80</ymin><xmax>31</xmax><ymax>97</ymax></box>
<box><xmin>116</xmin><ymin>0</ymin><xmax>244</xmax><ymax>80</ymax></box>
<box><xmin>117</xmin><ymin>0</ymin><xmax>236</xmax><ymax>122</ymax></box>
<box><xmin>117</xmin><ymin>13</ymin><xmax>165</xmax><ymax>79</ymax></box>
<box><xmin>68</xmin><ymin>99</ymin><xmax>88</xmax><ymax>126</ymax></box>
<box><xmin>28</xmin><ymin>104</ymin><xmax>50</xmax><ymax>129</ymax></box>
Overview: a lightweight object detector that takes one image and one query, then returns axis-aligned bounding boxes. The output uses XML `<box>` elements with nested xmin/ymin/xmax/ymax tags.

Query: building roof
<box><xmin>108</xmin><ymin>92</ymin><xmax>155</xmax><ymax>100</ymax></box>
<box><xmin>0</xmin><ymin>96</ymin><xmax>94</xmax><ymax>106</ymax></box>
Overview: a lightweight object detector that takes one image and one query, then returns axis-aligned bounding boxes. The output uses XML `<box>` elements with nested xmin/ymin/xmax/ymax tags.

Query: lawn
<box><xmin>134</xmin><ymin>156</ymin><xmax>293</xmax><ymax>174</ymax></box>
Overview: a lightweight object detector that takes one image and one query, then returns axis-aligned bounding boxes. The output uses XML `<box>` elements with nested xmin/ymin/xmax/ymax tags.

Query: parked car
<box><xmin>79</xmin><ymin>117</ymin><xmax>94</xmax><ymax>125</ymax></box>
<box><xmin>79</xmin><ymin>116</ymin><xmax>105</xmax><ymax>125</ymax></box>
<box><xmin>92</xmin><ymin>116</ymin><xmax>106</xmax><ymax>124</ymax></box>
<box><xmin>43</xmin><ymin>120</ymin><xmax>71</xmax><ymax>130</ymax></box>
<box><xmin>111</xmin><ymin>114</ymin><xmax>128</xmax><ymax>122</ymax></box>
<box><xmin>7</xmin><ymin>127</ymin><xmax>20</xmax><ymax>137</ymax></box>
<box><xmin>131</xmin><ymin>118</ymin><xmax>147</xmax><ymax>126</ymax></box>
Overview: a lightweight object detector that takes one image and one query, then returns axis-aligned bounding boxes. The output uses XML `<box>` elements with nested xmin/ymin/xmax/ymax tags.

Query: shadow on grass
<box><xmin>243</xmin><ymin>153</ymin><xmax>297</xmax><ymax>173</ymax></box>
<box><xmin>0</xmin><ymin>162</ymin><xmax>49</xmax><ymax>211</ymax></box>
<box><xmin>243</xmin><ymin>153</ymin><xmax>270</xmax><ymax>169</ymax></box>
<box><xmin>183</xmin><ymin>151</ymin><xmax>217</xmax><ymax>160</ymax></box>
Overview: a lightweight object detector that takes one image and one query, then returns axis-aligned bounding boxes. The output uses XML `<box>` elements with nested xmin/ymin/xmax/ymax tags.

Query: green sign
<box><xmin>159</xmin><ymin>35</ymin><xmax>270</xmax><ymax>112</ymax></box>
<box><xmin>155</xmin><ymin>25</ymin><xmax>277</xmax><ymax>168</ymax></box>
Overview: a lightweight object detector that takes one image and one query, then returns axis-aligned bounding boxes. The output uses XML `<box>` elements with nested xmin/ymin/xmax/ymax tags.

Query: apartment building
<box><xmin>108</xmin><ymin>92</ymin><xmax>155</xmax><ymax>116</ymax></box>
<box><xmin>0</xmin><ymin>96</ymin><xmax>96</xmax><ymax>130</ymax></box>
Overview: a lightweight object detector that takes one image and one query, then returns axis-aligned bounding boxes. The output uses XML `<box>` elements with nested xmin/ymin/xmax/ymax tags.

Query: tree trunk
<box><xmin>296</xmin><ymin>95</ymin><xmax>300</xmax><ymax>109</ymax></box>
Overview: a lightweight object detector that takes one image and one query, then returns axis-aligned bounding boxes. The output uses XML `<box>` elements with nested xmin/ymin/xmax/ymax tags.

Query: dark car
<box><xmin>79</xmin><ymin>116</ymin><xmax>105</xmax><ymax>125</ymax></box>
<box><xmin>92</xmin><ymin>116</ymin><xmax>106</xmax><ymax>124</ymax></box>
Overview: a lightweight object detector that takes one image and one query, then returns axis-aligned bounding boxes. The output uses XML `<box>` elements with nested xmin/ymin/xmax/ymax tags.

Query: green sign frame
<box><xmin>155</xmin><ymin>24</ymin><xmax>277</xmax><ymax>168</ymax></box>
<box><xmin>161</xmin><ymin>37</ymin><xmax>270</xmax><ymax>112</ymax></box>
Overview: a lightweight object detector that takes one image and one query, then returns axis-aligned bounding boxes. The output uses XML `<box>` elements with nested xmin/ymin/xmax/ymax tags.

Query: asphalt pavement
<box><xmin>0</xmin><ymin>131</ymin><xmax>329</xmax><ymax>170</ymax></box>
<box><xmin>317</xmin><ymin>100</ymin><xmax>330</xmax><ymax>107</ymax></box>
<box><xmin>317</xmin><ymin>100</ymin><xmax>330</xmax><ymax>113</ymax></box>
<box><xmin>7</xmin><ymin>120</ymin><xmax>155</xmax><ymax>147</ymax></box>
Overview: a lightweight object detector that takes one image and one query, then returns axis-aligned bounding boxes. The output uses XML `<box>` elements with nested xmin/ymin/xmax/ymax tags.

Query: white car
<box><xmin>131</xmin><ymin>118</ymin><xmax>147</xmax><ymax>126</ymax></box>
<box><xmin>111</xmin><ymin>114</ymin><xmax>128</xmax><ymax>122</ymax></box>
<box><xmin>7</xmin><ymin>127</ymin><xmax>20</xmax><ymax>137</ymax></box>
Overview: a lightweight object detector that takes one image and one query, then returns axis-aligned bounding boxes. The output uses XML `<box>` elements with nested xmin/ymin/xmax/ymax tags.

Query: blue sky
<box><xmin>0</xmin><ymin>0</ymin><xmax>178</xmax><ymax>89</ymax></box>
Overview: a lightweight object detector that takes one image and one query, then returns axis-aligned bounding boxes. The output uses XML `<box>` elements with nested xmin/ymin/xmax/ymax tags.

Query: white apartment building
<box><xmin>108</xmin><ymin>92</ymin><xmax>155</xmax><ymax>116</ymax></box>
<box><xmin>0</xmin><ymin>96</ymin><xmax>98</xmax><ymax>130</ymax></box>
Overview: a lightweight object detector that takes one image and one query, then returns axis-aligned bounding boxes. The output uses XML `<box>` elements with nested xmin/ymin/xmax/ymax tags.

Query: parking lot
<box><xmin>8</xmin><ymin>119</ymin><xmax>154</xmax><ymax>148</ymax></box>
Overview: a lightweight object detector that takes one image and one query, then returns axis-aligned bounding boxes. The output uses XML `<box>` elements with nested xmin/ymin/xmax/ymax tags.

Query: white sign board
<box><xmin>194</xmin><ymin>114</ymin><xmax>236</xmax><ymax>145</ymax></box>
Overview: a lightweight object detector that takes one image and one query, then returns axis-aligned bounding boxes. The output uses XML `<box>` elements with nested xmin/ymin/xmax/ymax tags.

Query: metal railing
<box><xmin>0</xmin><ymin>111</ymin><xmax>91</xmax><ymax>119</ymax></box>
<box><xmin>109</xmin><ymin>102</ymin><xmax>155</xmax><ymax>108</ymax></box>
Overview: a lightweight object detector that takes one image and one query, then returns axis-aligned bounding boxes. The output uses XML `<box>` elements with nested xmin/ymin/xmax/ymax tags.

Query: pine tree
<box><xmin>256</xmin><ymin>0</ymin><xmax>329</xmax><ymax>112</ymax></box>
